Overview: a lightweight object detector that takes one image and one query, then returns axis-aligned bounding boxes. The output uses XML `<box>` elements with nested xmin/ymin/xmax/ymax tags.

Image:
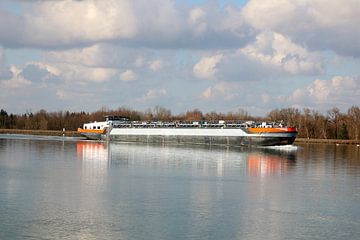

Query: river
<box><xmin>0</xmin><ymin>135</ymin><xmax>359</xmax><ymax>239</ymax></box>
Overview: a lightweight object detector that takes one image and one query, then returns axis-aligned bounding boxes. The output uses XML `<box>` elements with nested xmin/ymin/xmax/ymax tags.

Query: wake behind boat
<box><xmin>77</xmin><ymin>116</ymin><xmax>297</xmax><ymax>147</ymax></box>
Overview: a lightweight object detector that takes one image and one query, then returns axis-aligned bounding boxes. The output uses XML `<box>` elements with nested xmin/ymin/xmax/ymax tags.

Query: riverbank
<box><xmin>0</xmin><ymin>129</ymin><xmax>81</xmax><ymax>137</ymax></box>
<box><xmin>295</xmin><ymin>138</ymin><xmax>360</xmax><ymax>145</ymax></box>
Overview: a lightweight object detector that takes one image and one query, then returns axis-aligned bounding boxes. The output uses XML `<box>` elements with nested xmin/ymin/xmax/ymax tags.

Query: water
<box><xmin>0</xmin><ymin>135</ymin><xmax>359</xmax><ymax>240</ymax></box>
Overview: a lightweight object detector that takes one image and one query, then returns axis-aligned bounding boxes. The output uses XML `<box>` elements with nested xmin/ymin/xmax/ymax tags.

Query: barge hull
<box><xmin>109</xmin><ymin>134</ymin><xmax>296</xmax><ymax>147</ymax></box>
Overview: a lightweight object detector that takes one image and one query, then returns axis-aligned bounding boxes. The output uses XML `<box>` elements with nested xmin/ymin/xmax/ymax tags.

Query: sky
<box><xmin>0</xmin><ymin>0</ymin><xmax>359</xmax><ymax>116</ymax></box>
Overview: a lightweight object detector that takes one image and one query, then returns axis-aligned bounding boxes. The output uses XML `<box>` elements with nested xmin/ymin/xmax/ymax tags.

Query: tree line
<box><xmin>1</xmin><ymin>106</ymin><xmax>360</xmax><ymax>140</ymax></box>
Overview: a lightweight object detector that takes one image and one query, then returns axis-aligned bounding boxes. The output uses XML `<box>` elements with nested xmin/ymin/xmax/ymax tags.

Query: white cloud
<box><xmin>120</xmin><ymin>69</ymin><xmax>136</xmax><ymax>81</ymax></box>
<box><xmin>243</xmin><ymin>0</ymin><xmax>360</xmax><ymax>57</ymax></box>
<box><xmin>202</xmin><ymin>87</ymin><xmax>212</xmax><ymax>99</ymax></box>
<box><xmin>308</xmin><ymin>76</ymin><xmax>357</xmax><ymax>103</ymax></box>
<box><xmin>241</xmin><ymin>32</ymin><xmax>323</xmax><ymax>75</ymax></box>
<box><xmin>88</xmin><ymin>68</ymin><xmax>116</xmax><ymax>82</ymax></box>
<box><xmin>46</xmin><ymin>44</ymin><xmax>146</xmax><ymax>70</ymax></box>
<box><xmin>193</xmin><ymin>32</ymin><xmax>323</xmax><ymax>82</ymax></box>
<box><xmin>149</xmin><ymin>60</ymin><xmax>164</xmax><ymax>72</ymax></box>
<box><xmin>23</xmin><ymin>0</ymin><xmax>137</xmax><ymax>47</ymax></box>
<box><xmin>135</xmin><ymin>56</ymin><xmax>145</xmax><ymax>68</ymax></box>
<box><xmin>188</xmin><ymin>8</ymin><xmax>207</xmax><ymax>36</ymax></box>
<box><xmin>0</xmin><ymin>0</ymin><xmax>254</xmax><ymax>50</ymax></box>
<box><xmin>201</xmin><ymin>82</ymin><xmax>240</xmax><ymax>100</ymax></box>
<box><xmin>189</xmin><ymin>8</ymin><xmax>206</xmax><ymax>24</ymax></box>
<box><xmin>307</xmin><ymin>79</ymin><xmax>330</xmax><ymax>102</ymax></box>
<box><xmin>2</xmin><ymin>0</ymin><xmax>359</xmax><ymax>57</ymax></box>
<box><xmin>60</xmin><ymin>64</ymin><xmax>117</xmax><ymax>83</ymax></box>
<box><xmin>0</xmin><ymin>65</ymin><xmax>32</xmax><ymax>88</ymax></box>
<box><xmin>1</xmin><ymin>0</ymin><xmax>360</xmax><ymax>115</ymax></box>
<box><xmin>193</xmin><ymin>54</ymin><xmax>223</xmax><ymax>79</ymax></box>
<box><xmin>243</xmin><ymin>0</ymin><xmax>296</xmax><ymax>31</ymax></box>
<box><xmin>25</xmin><ymin>62</ymin><xmax>60</xmax><ymax>77</ymax></box>
<box><xmin>136</xmin><ymin>88</ymin><xmax>167</xmax><ymax>102</ymax></box>
<box><xmin>46</xmin><ymin>44</ymin><xmax>164</xmax><ymax>74</ymax></box>
<box><xmin>288</xmin><ymin>76</ymin><xmax>360</xmax><ymax>108</ymax></box>
<box><xmin>46</xmin><ymin>45</ymin><xmax>104</xmax><ymax>67</ymax></box>
<box><xmin>56</xmin><ymin>89</ymin><xmax>94</xmax><ymax>101</ymax></box>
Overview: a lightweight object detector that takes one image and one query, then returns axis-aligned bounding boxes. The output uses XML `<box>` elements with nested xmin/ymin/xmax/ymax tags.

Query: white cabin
<box><xmin>83</xmin><ymin>121</ymin><xmax>109</xmax><ymax>130</ymax></box>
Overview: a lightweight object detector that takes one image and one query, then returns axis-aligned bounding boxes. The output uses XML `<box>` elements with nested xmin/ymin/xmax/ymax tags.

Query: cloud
<box><xmin>193</xmin><ymin>54</ymin><xmax>223</xmax><ymax>79</ymax></box>
<box><xmin>241</xmin><ymin>32</ymin><xmax>323</xmax><ymax>75</ymax></box>
<box><xmin>2</xmin><ymin>0</ymin><xmax>359</xmax><ymax>57</ymax></box>
<box><xmin>201</xmin><ymin>81</ymin><xmax>241</xmax><ymax>100</ymax></box>
<box><xmin>288</xmin><ymin>75</ymin><xmax>360</xmax><ymax>109</ymax></box>
<box><xmin>308</xmin><ymin>76</ymin><xmax>358</xmax><ymax>103</ymax></box>
<box><xmin>134</xmin><ymin>56</ymin><xmax>145</xmax><ymax>68</ymax></box>
<box><xmin>0</xmin><ymin>0</ymin><xmax>254</xmax><ymax>50</ymax></box>
<box><xmin>120</xmin><ymin>69</ymin><xmax>136</xmax><ymax>81</ymax></box>
<box><xmin>149</xmin><ymin>60</ymin><xmax>164</xmax><ymax>72</ymax></box>
<box><xmin>56</xmin><ymin>89</ymin><xmax>94</xmax><ymax>101</ymax></box>
<box><xmin>25</xmin><ymin>62</ymin><xmax>60</xmax><ymax>77</ymax></box>
<box><xmin>0</xmin><ymin>65</ymin><xmax>32</xmax><ymax>88</ymax></box>
<box><xmin>1</xmin><ymin>0</ymin><xmax>359</xmax><ymax>115</ymax></box>
<box><xmin>20</xmin><ymin>63</ymin><xmax>59</xmax><ymax>85</ymax></box>
<box><xmin>188</xmin><ymin>7</ymin><xmax>207</xmax><ymax>36</ymax></box>
<box><xmin>136</xmin><ymin>88</ymin><xmax>167</xmax><ymax>102</ymax></box>
<box><xmin>0</xmin><ymin>8</ymin><xmax>23</xmax><ymax>47</ymax></box>
<box><xmin>61</xmin><ymin>65</ymin><xmax>117</xmax><ymax>83</ymax></box>
<box><xmin>46</xmin><ymin>44</ymin><xmax>104</xmax><ymax>67</ymax></box>
<box><xmin>22</xmin><ymin>0</ymin><xmax>137</xmax><ymax>48</ymax></box>
<box><xmin>202</xmin><ymin>87</ymin><xmax>212</xmax><ymax>99</ymax></box>
<box><xmin>193</xmin><ymin>31</ymin><xmax>322</xmax><ymax>82</ymax></box>
<box><xmin>46</xmin><ymin>44</ymin><xmax>145</xmax><ymax>70</ymax></box>
<box><xmin>46</xmin><ymin>44</ymin><xmax>168</xmax><ymax>75</ymax></box>
<box><xmin>243</xmin><ymin>0</ymin><xmax>360</xmax><ymax>57</ymax></box>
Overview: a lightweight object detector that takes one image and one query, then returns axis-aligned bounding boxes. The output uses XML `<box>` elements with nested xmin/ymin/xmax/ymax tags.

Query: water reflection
<box><xmin>76</xmin><ymin>141</ymin><xmax>110</xmax><ymax>187</ymax></box>
<box><xmin>76</xmin><ymin>141</ymin><xmax>297</xmax><ymax>177</ymax></box>
<box><xmin>2</xmin><ymin>136</ymin><xmax>360</xmax><ymax>239</ymax></box>
<box><xmin>247</xmin><ymin>153</ymin><xmax>292</xmax><ymax>177</ymax></box>
<box><xmin>297</xmin><ymin>143</ymin><xmax>360</xmax><ymax>176</ymax></box>
<box><xmin>77</xmin><ymin>141</ymin><xmax>109</xmax><ymax>164</ymax></box>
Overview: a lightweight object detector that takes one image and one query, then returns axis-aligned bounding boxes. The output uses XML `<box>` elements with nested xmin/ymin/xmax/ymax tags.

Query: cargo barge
<box><xmin>77</xmin><ymin>116</ymin><xmax>297</xmax><ymax>147</ymax></box>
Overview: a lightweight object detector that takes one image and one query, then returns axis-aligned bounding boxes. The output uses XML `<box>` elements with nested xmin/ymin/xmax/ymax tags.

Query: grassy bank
<box><xmin>295</xmin><ymin>138</ymin><xmax>360</xmax><ymax>145</ymax></box>
<box><xmin>0</xmin><ymin>129</ymin><xmax>81</xmax><ymax>137</ymax></box>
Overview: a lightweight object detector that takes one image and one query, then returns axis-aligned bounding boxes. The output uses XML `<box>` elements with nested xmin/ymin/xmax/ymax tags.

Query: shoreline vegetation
<box><xmin>0</xmin><ymin>129</ymin><xmax>359</xmax><ymax>145</ymax></box>
<box><xmin>0</xmin><ymin>129</ymin><xmax>81</xmax><ymax>137</ymax></box>
<box><xmin>1</xmin><ymin>106</ymin><xmax>360</xmax><ymax>142</ymax></box>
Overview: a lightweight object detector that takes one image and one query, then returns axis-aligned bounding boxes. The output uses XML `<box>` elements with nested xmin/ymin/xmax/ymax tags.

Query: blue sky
<box><xmin>1</xmin><ymin>0</ymin><xmax>359</xmax><ymax>115</ymax></box>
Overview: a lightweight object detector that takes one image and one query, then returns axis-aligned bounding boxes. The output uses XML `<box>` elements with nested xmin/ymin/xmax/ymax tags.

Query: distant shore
<box><xmin>1</xmin><ymin>129</ymin><xmax>360</xmax><ymax>145</ymax></box>
<box><xmin>0</xmin><ymin>129</ymin><xmax>81</xmax><ymax>137</ymax></box>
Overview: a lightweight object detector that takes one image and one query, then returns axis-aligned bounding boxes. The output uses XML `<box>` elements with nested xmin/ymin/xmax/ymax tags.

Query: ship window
<box><xmin>84</xmin><ymin>126</ymin><xmax>87</xmax><ymax>129</ymax></box>
<box><xmin>93</xmin><ymin>126</ymin><xmax>96</xmax><ymax>129</ymax></box>
<box><xmin>97</xmin><ymin>126</ymin><xmax>100</xmax><ymax>129</ymax></box>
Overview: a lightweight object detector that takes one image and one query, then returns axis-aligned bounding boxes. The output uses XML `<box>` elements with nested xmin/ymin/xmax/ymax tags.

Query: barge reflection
<box><xmin>76</xmin><ymin>141</ymin><xmax>296</xmax><ymax>176</ymax></box>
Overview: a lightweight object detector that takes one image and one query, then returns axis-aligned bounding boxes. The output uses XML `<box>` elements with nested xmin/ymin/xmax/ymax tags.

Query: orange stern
<box><xmin>77</xmin><ymin>128</ymin><xmax>106</xmax><ymax>134</ymax></box>
<box><xmin>248</xmin><ymin>127</ymin><xmax>297</xmax><ymax>133</ymax></box>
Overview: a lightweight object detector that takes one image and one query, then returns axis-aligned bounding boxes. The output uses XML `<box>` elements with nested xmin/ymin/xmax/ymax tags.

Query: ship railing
<box><xmin>111</xmin><ymin>120</ymin><xmax>289</xmax><ymax>129</ymax></box>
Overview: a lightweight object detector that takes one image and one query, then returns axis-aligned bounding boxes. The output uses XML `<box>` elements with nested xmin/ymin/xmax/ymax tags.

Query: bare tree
<box><xmin>327</xmin><ymin>107</ymin><xmax>341</xmax><ymax>139</ymax></box>
<box><xmin>185</xmin><ymin>109</ymin><xmax>203</xmax><ymax>121</ymax></box>
<box><xmin>347</xmin><ymin>106</ymin><xmax>360</xmax><ymax>140</ymax></box>
<box><xmin>152</xmin><ymin>106</ymin><xmax>172</xmax><ymax>121</ymax></box>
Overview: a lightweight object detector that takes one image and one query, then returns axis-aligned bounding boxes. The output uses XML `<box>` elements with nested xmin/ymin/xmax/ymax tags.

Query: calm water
<box><xmin>0</xmin><ymin>135</ymin><xmax>360</xmax><ymax>240</ymax></box>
